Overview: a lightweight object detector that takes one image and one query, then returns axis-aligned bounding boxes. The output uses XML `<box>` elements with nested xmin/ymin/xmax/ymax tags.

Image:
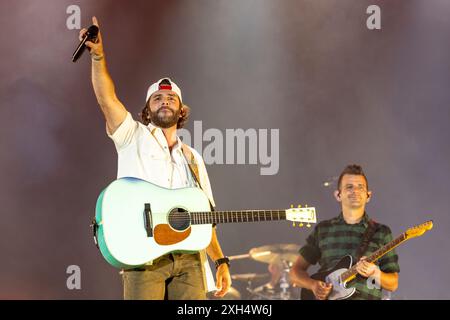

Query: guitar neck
<box><xmin>342</xmin><ymin>233</ymin><xmax>407</xmax><ymax>282</ymax></box>
<box><xmin>190</xmin><ymin>210</ymin><xmax>287</xmax><ymax>224</ymax></box>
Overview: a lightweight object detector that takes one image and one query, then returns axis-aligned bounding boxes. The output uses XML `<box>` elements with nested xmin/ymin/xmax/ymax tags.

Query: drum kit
<box><xmin>225</xmin><ymin>243</ymin><xmax>301</xmax><ymax>300</ymax></box>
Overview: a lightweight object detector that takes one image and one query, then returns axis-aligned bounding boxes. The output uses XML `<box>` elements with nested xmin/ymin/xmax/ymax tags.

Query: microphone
<box><xmin>72</xmin><ymin>25</ymin><xmax>99</xmax><ymax>63</ymax></box>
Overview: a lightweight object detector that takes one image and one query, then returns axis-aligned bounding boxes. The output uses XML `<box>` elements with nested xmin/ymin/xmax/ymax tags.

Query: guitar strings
<box><xmin>164</xmin><ymin>210</ymin><xmax>293</xmax><ymax>223</ymax></box>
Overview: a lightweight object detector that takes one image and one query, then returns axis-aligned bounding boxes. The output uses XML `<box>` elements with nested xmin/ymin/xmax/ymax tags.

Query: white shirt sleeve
<box><xmin>107</xmin><ymin>112</ymin><xmax>138</xmax><ymax>151</ymax></box>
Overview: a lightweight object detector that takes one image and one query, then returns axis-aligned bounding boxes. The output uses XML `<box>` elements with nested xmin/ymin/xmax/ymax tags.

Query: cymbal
<box><xmin>249</xmin><ymin>243</ymin><xmax>300</xmax><ymax>265</ymax></box>
<box><xmin>231</xmin><ymin>273</ymin><xmax>270</xmax><ymax>282</ymax></box>
<box><xmin>225</xmin><ymin>287</ymin><xmax>241</xmax><ymax>300</ymax></box>
<box><xmin>228</xmin><ymin>253</ymin><xmax>251</xmax><ymax>261</ymax></box>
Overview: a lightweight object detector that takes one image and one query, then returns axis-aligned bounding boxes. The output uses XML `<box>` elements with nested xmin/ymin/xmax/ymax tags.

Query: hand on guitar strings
<box><xmin>356</xmin><ymin>256</ymin><xmax>380</xmax><ymax>278</ymax></box>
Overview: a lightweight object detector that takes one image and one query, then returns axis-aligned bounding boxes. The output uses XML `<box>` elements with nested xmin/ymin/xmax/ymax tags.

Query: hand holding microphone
<box><xmin>72</xmin><ymin>16</ymin><xmax>103</xmax><ymax>62</ymax></box>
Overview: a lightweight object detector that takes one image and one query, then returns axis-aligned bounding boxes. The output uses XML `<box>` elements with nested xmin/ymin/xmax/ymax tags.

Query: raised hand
<box><xmin>79</xmin><ymin>16</ymin><xmax>104</xmax><ymax>60</ymax></box>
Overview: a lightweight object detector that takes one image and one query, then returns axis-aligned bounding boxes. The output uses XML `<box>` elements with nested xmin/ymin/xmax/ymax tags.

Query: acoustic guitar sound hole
<box><xmin>168</xmin><ymin>208</ymin><xmax>191</xmax><ymax>231</ymax></box>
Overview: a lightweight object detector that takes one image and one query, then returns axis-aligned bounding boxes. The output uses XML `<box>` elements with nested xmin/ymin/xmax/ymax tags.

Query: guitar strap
<box><xmin>354</xmin><ymin>219</ymin><xmax>378</xmax><ymax>261</ymax></box>
<box><xmin>181</xmin><ymin>143</ymin><xmax>216</xmax><ymax>212</ymax></box>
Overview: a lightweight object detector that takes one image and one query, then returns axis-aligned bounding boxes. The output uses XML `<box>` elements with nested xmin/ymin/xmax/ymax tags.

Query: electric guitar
<box><xmin>300</xmin><ymin>220</ymin><xmax>433</xmax><ymax>300</ymax></box>
<box><xmin>94</xmin><ymin>177</ymin><xmax>317</xmax><ymax>269</ymax></box>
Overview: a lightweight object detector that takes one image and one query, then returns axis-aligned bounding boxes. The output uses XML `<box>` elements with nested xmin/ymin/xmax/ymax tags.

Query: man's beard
<box><xmin>149</xmin><ymin>107</ymin><xmax>181</xmax><ymax>128</ymax></box>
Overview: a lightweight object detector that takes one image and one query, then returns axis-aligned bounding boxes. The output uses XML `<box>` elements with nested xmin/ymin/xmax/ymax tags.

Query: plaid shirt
<box><xmin>299</xmin><ymin>212</ymin><xmax>400</xmax><ymax>300</ymax></box>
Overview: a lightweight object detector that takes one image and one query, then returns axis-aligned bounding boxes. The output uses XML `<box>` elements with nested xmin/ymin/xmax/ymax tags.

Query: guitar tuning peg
<box><xmin>292</xmin><ymin>222</ymin><xmax>296</xmax><ymax>227</ymax></box>
<box><xmin>307</xmin><ymin>223</ymin><xmax>311</xmax><ymax>228</ymax></box>
<box><xmin>298</xmin><ymin>205</ymin><xmax>302</xmax><ymax>208</ymax></box>
<box><xmin>291</xmin><ymin>204</ymin><xmax>294</xmax><ymax>208</ymax></box>
<box><xmin>299</xmin><ymin>223</ymin><xmax>304</xmax><ymax>227</ymax></box>
<box><xmin>305</xmin><ymin>204</ymin><xmax>308</xmax><ymax>207</ymax></box>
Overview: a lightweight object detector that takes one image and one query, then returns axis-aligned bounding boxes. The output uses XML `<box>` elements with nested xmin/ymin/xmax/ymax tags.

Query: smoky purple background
<box><xmin>0</xmin><ymin>0</ymin><xmax>448</xmax><ymax>299</ymax></box>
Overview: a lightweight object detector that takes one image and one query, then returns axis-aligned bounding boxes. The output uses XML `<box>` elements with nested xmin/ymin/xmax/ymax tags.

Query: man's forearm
<box><xmin>91</xmin><ymin>57</ymin><xmax>119</xmax><ymax>107</ymax></box>
<box><xmin>83</xmin><ymin>17</ymin><xmax>127</xmax><ymax>134</ymax></box>
<box><xmin>290</xmin><ymin>268</ymin><xmax>316</xmax><ymax>290</ymax></box>
<box><xmin>206</xmin><ymin>227</ymin><xmax>225</xmax><ymax>261</ymax></box>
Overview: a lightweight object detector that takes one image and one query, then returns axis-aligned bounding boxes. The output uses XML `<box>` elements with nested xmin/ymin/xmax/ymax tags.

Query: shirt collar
<box><xmin>147</xmin><ymin>122</ymin><xmax>183</xmax><ymax>152</ymax></box>
<box><xmin>147</xmin><ymin>122</ymin><xmax>160</xmax><ymax>135</ymax></box>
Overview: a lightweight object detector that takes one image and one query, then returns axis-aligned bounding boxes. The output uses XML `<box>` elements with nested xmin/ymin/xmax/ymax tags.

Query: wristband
<box><xmin>92</xmin><ymin>54</ymin><xmax>104</xmax><ymax>61</ymax></box>
<box><xmin>214</xmin><ymin>257</ymin><xmax>230</xmax><ymax>269</ymax></box>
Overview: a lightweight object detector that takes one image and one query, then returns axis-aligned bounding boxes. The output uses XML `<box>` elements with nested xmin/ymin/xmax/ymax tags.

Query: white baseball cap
<box><xmin>145</xmin><ymin>77</ymin><xmax>183</xmax><ymax>103</ymax></box>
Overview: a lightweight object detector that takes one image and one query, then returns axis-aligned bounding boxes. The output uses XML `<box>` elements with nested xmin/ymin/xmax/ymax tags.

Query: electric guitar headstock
<box><xmin>405</xmin><ymin>220</ymin><xmax>433</xmax><ymax>240</ymax></box>
<box><xmin>286</xmin><ymin>205</ymin><xmax>317</xmax><ymax>228</ymax></box>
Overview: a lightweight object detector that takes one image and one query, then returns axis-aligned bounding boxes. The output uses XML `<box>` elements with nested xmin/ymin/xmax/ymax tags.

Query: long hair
<box><xmin>139</xmin><ymin>101</ymin><xmax>191</xmax><ymax>129</ymax></box>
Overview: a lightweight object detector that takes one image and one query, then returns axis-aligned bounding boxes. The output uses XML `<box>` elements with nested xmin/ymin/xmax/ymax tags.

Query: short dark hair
<box><xmin>337</xmin><ymin>164</ymin><xmax>368</xmax><ymax>190</ymax></box>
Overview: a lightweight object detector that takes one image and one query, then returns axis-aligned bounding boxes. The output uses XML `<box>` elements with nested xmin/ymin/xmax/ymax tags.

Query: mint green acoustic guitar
<box><xmin>94</xmin><ymin>177</ymin><xmax>317</xmax><ymax>269</ymax></box>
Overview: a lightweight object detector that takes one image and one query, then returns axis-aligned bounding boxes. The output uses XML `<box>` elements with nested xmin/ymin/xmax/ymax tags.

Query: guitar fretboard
<box><xmin>342</xmin><ymin>233</ymin><xmax>406</xmax><ymax>282</ymax></box>
<box><xmin>190</xmin><ymin>210</ymin><xmax>287</xmax><ymax>224</ymax></box>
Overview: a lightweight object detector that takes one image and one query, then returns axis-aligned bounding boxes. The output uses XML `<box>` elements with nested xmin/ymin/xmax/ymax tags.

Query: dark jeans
<box><xmin>122</xmin><ymin>252</ymin><xmax>206</xmax><ymax>300</ymax></box>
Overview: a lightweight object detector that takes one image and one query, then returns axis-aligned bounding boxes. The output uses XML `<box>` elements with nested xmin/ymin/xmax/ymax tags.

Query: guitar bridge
<box><xmin>144</xmin><ymin>203</ymin><xmax>153</xmax><ymax>237</ymax></box>
<box><xmin>90</xmin><ymin>218</ymin><xmax>99</xmax><ymax>249</ymax></box>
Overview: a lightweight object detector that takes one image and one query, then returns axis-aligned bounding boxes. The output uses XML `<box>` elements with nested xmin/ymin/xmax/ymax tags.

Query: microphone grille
<box><xmin>87</xmin><ymin>25</ymin><xmax>99</xmax><ymax>37</ymax></box>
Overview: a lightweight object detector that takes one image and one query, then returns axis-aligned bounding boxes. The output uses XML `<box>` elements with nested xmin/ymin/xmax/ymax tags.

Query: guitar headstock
<box><xmin>286</xmin><ymin>205</ymin><xmax>317</xmax><ymax>228</ymax></box>
<box><xmin>405</xmin><ymin>220</ymin><xmax>433</xmax><ymax>240</ymax></box>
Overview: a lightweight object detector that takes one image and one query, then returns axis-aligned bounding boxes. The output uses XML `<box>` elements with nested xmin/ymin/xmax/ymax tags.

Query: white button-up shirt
<box><xmin>107</xmin><ymin>112</ymin><xmax>216</xmax><ymax>291</ymax></box>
